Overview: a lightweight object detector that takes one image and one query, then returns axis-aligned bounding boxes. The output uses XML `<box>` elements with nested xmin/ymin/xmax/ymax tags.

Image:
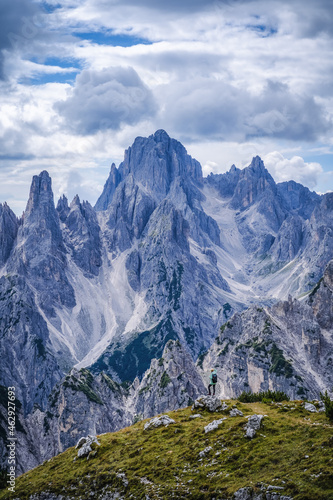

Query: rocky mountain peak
<box><xmin>56</xmin><ymin>195</ymin><xmax>69</xmax><ymax>222</ymax></box>
<box><xmin>18</xmin><ymin>170</ymin><xmax>63</xmax><ymax>252</ymax></box>
<box><xmin>276</xmin><ymin>180</ymin><xmax>320</xmax><ymax>220</ymax></box>
<box><xmin>6</xmin><ymin>171</ymin><xmax>76</xmax><ymax>316</ymax></box>
<box><xmin>133</xmin><ymin>339</ymin><xmax>206</xmax><ymax>417</ymax></box>
<box><xmin>95</xmin><ymin>163</ymin><xmax>122</xmax><ymax>211</ymax></box>
<box><xmin>152</xmin><ymin>128</ymin><xmax>171</xmax><ymax>143</ymax></box>
<box><xmin>320</xmin><ymin>192</ymin><xmax>333</xmax><ymax>213</ymax></box>
<box><xmin>95</xmin><ymin>130</ymin><xmax>203</xmax><ymax>210</ymax></box>
<box><xmin>248</xmin><ymin>155</ymin><xmax>266</xmax><ymax>173</ymax></box>
<box><xmin>230</xmin><ymin>164</ymin><xmax>239</xmax><ymax>173</ymax></box>
<box><xmin>229</xmin><ymin>156</ymin><xmax>276</xmax><ymax>210</ymax></box>
<box><xmin>117</xmin><ymin>130</ymin><xmax>203</xmax><ymax>200</ymax></box>
<box><xmin>25</xmin><ymin>170</ymin><xmax>54</xmax><ymax>216</ymax></box>
<box><xmin>71</xmin><ymin>194</ymin><xmax>81</xmax><ymax>208</ymax></box>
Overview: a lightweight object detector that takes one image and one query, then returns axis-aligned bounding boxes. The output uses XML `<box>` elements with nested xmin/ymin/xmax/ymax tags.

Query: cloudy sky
<box><xmin>1</xmin><ymin>0</ymin><xmax>333</xmax><ymax>214</ymax></box>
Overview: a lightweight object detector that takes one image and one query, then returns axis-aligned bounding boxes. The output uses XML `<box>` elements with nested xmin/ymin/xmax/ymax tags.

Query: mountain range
<box><xmin>0</xmin><ymin>129</ymin><xmax>332</xmax><ymax>474</ymax></box>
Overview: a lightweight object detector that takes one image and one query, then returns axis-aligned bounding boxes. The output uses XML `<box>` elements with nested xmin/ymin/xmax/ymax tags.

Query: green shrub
<box><xmin>320</xmin><ymin>390</ymin><xmax>333</xmax><ymax>421</ymax></box>
<box><xmin>238</xmin><ymin>389</ymin><xmax>290</xmax><ymax>403</ymax></box>
<box><xmin>160</xmin><ymin>371</ymin><xmax>171</xmax><ymax>389</ymax></box>
<box><xmin>133</xmin><ymin>414</ymin><xmax>143</xmax><ymax>424</ymax></box>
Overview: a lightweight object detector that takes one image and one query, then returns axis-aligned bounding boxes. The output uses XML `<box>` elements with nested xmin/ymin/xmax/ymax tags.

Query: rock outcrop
<box><xmin>0</xmin><ymin>202</ymin><xmax>18</xmax><ymax>267</ymax></box>
<box><xmin>58</xmin><ymin>195</ymin><xmax>102</xmax><ymax>276</ymax></box>
<box><xmin>0</xmin><ymin>275</ymin><xmax>62</xmax><ymax>414</ymax></box>
<box><xmin>199</xmin><ymin>259</ymin><xmax>333</xmax><ymax>400</ymax></box>
<box><xmin>7</xmin><ymin>171</ymin><xmax>76</xmax><ymax>316</ymax></box>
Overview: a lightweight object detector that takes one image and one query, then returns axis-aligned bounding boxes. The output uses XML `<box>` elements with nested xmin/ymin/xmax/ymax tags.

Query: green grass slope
<box><xmin>1</xmin><ymin>400</ymin><xmax>332</xmax><ymax>500</ymax></box>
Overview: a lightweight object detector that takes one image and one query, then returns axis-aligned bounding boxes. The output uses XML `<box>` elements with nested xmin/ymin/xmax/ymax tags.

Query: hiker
<box><xmin>208</xmin><ymin>368</ymin><xmax>217</xmax><ymax>396</ymax></box>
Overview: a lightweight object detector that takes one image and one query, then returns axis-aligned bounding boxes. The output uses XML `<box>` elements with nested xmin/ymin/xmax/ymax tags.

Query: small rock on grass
<box><xmin>75</xmin><ymin>435</ymin><xmax>100</xmax><ymax>458</ymax></box>
<box><xmin>244</xmin><ymin>415</ymin><xmax>264</xmax><ymax>439</ymax></box>
<box><xmin>198</xmin><ymin>446</ymin><xmax>213</xmax><ymax>457</ymax></box>
<box><xmin>204</xmin><ymin>418</ymin><xmax>227</xmax><ymax>434</ymax></box>
<box><xmin>144</xmin><ymin>415</ymin><xmax>175</xmax><ymax>430</ymax></box>
<box><xmin>304</xmin><ymin>403</ymin><xmax>317</xmax><ymax>413</ymax></box>
<box><xmin>192</xmin><ymin>395</ymin><xmax>222</xmax><ymax>412</ymax></box>
<box><xmin>230</xmin><ymin>408</ymin><xmax>243</xmax><ymax>417</ymax></box>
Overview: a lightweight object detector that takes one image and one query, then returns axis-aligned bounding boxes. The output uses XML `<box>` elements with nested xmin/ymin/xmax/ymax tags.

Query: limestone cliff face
<box><xmin>0</xmin><ymin>275</ymin><xmax>62</xmax><ymax>414</ymax></box>
<box><xmin>7</xmin><ymin>171</ymin><xmax>76</xmax><ymax>316</ymax></box>
<box><xmin>199</xmin><ymin>260</ymin><xmax>333</xmax><ymax>400</ymax></box>
<box><xmin>0</xmin><ymin>202</ymin><xmax>18</xmax><ymax>267</ymax></box>
<box><xmin>119</xmin><ymin>129</ymin><xmax>203</xmax><ymax>199</ymax></box>
<box><xmin>58</xmin><ymin>195</ymin><xmax>102</xmax><ymax>276</ymax></box>
<box><xmin>133</xmin><ymin>340</ymin><xmax>206</xmax><ymax>418</ymax></box>
<box><xmin>95</xmin><ymin>163</ymin><xmax>122</xmax><ymax>211</ymax></box>
<box><xmin>91</xmin><ymin>194</ymin><xmax>229</xmax><ymax>381</ymax></box>
<box><xmin>102</xmin><ymin>173</ymin><xmax>156</xmax><ymax>254</ymax></box>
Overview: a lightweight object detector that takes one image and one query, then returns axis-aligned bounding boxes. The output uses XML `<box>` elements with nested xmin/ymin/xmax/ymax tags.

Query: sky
<box><xmin>0</xmin><ymin>0</ymin><xmax>333</xmax><ymax>215</ymax></box>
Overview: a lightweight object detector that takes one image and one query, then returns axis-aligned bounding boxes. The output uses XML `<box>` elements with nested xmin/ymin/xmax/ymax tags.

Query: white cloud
<box><xmin>202</xmin><ymin>160</ymin><xmax>220</xmax><ymax>177</ymax></box>
<box><xmin>55</xmin><ymin>67</ymin><xmax>157</xmax><ymax>134</ymax></box>
<box><xmin>263</xmin><ymin>151</ymin><xmax>323</xmax><ymax>189</ymax></box>
<box><xmin>156</xmin><ymin>78</ymin><xmax>330</xmax><ymax>143</ymax></box>
<box><xmin>1</xmin><ymin>0</ymin><xmax>333</xmax><ymax>212</ymax></box>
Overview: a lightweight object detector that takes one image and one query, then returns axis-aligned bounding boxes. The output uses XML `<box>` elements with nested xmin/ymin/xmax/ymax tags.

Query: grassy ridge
<box><xmin>1</xmin><ymin>400</ymin><xmax>332</xmax><ymax>499</ymax></box>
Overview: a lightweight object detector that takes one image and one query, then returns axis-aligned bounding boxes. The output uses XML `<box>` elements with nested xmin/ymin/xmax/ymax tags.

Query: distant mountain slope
<box><xmin>199</xmin><ymin>259</ymin><xmax>333</xmax><ymax>401</ymax></box>
<box><xmin>0</xmin><ymin>130</ymin><xmax>333</xmax><ymax>477</ymax></box>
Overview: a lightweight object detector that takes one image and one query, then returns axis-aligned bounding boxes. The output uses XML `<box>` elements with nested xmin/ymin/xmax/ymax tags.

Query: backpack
<box><xmin>212</xmin><ymin>373</ymin><xmax>217</xmax><ymax>384</ymax></box>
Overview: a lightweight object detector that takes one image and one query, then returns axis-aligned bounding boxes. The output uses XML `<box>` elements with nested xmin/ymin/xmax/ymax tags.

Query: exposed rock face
<box><xmin>310</xmin><ymin>259</ymin><xmax>333</xmax><ymax>329</ymax></box>
<box><xmin>95</xmin><ymin>163</ymin><xmax>121</xmax><ymax>211</ymax></box>
<box><xmin>15</xmin><ymin>367</ymin><xmax>131</xmax><ymax>470</ymax></box>
<box><xmin>205</xmin><ymin>158</ymin><xmax>326</xmax><ymax>298</ymax></box>
<box><xmin>302</xmin><ymin>193</ymin><xmax>333</xmax><ymax>274</ymax></box>
<box><xmin>144</xmin><ymin>415</ymin><xmax>175</xmax><ymax>430</ymax></box>
<box><xmin>199</xmin><ymin>260</ymin><xmax>333</xmax><ymax>400</ymax></box>
<box><xmin>277</xmin><ymin>180</ymin><xmax>320</xmax><ymax>219</ymax></box>
<box><xmin>192</xmin><ymin>396</ymin><xmax>222</xmax><ymax>412</ymax></box>
<box><xmin>7</xmin><ymin>171</ymin><xmax>76</xmax><ymax>316</ymax></box>
<box><xmin>269</xmin><ymin>214</ymin><xmax>304</xmax><ymax>262</ymax></box>
<box><xmin>0</xmin><ymin>202</ymin><xmax>18</xmax><ymax>266</ymax></box>
<box><xmin>229</xmin><ymin>156</ymin><xmax>277</xmax><ymax>211</ymax></box>
<box><xmin>58</xmin><ymin>195</ymin><xmax>102</xmax><ymax>276</ymax></box>
<box><xmin>118</xmin><ymin>129</ymin><xmax>203</xmax><ymax>199</ymax></box>
<box><xmin>92</xmin><ymin>145</ymin><xmax>231</xmax><ymax>380</ymax></box>
<box><xmin>133</xmin><ymin>340</ymin><xmax>207</xmax><ymax>418</ymax></box>
<box><xmin>92</xmin><ymin>193</ymin><xmax>229</xmax><ymax>380</ymax></box>
<box><xmin>103</xmin><ymin>173</ymin><xmax>156</xmax><ymax>254</ymax></box>
<box><xmin>0</xmin><ymin>275</ymin><xmax>62</xmax><ymax>414</ymax></box>
<box><xmin>75</xmin><ymin>435</ymin><xmax>100</xmax><ymax>458</ymax></box>
<box><xmin>204</xmin><ymin>418</ymin><xmax>226</xmax><ymax>433</ymax></box>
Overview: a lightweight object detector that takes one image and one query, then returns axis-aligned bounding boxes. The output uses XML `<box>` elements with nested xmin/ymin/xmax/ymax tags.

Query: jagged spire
<box><xmin>95</xmin><ymin>163</ymin><xmax>122</xmax><ymax>211</ymax></box>
<box><xmin>0</xmin><ymin>202</ymin><xmax>18</xmax><ymax>266</ymax></box>
<box><xmin>25</xmin><ymin>171</ymin><xmax>54</xmax><ymax>216</ymax></box>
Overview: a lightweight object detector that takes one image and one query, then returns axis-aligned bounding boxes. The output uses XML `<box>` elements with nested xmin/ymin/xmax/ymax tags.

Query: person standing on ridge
<box><xmin>208</xmin><ymin>368</ymin><xmax>217</xmax><ymax>396</ymax></box>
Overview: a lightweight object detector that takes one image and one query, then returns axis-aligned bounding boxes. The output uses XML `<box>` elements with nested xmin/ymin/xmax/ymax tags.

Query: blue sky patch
<box><xmin>74</xmin><ymin>31</ymin><xmax>152</xmax><ymax>47</ymax></box>
<box><xmin>19</xmin><ymin>71</ymin><xmax>79</xmax><ymax>86</ymax></box>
